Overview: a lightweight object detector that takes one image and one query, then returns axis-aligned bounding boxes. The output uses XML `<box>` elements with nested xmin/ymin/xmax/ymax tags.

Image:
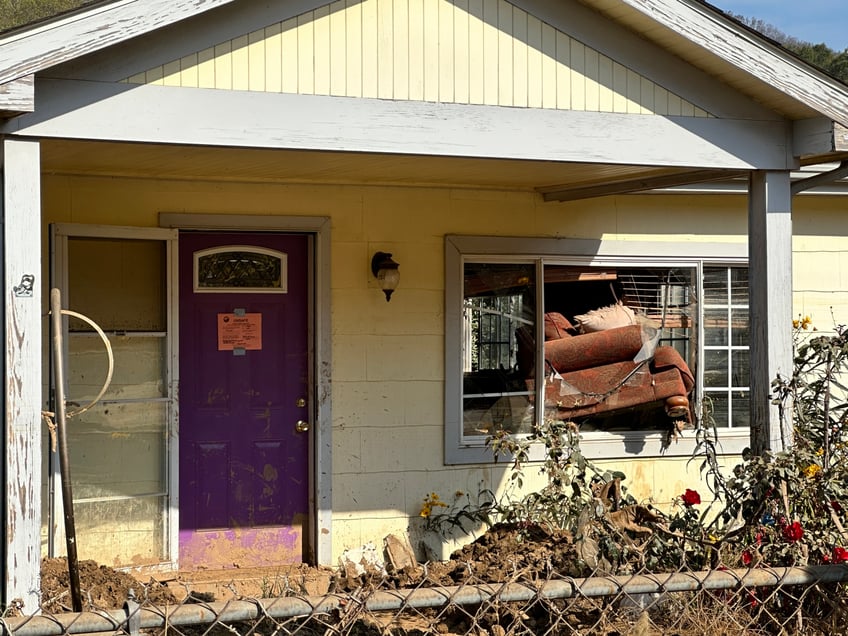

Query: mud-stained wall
<box><xmin>40</xmin><ymin>173</ymin><xmax>848</xmax><ymax>565</ymax></box>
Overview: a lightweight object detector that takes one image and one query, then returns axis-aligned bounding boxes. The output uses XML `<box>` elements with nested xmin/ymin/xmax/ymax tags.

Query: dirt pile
<box><xmin>332</xmin><ymin>523</ymin><xmax>580</xmax><ymax>592</ymax></box>
<box><xmin>40</xmin><ymin>558</ymin><xmax>177</xmax><ymax>613</ymax></box>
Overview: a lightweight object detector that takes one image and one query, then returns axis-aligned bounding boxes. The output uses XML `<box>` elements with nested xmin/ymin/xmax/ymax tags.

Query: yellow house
<box><xmin>1</xmin><ymin>0</ymin><xmax>848</xmax><ymax>612</ymax></box>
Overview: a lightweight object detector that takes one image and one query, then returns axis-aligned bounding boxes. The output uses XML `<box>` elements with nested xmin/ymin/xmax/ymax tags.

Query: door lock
<box><xmin>296</xmin><ymin>398</ymin><xmax>307</xmax><ymax>408</ymax></box>
<box><xmin>295</xmin><ymin>420</ymin><xmax>310</xmax><ymax>433</ymax></box>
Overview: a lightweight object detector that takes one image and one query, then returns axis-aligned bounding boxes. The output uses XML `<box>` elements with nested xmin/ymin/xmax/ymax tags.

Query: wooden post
<box><xmin>748</xmin><ymin>170</ymin><xmax>794</xmax><ymax>455</ymax></box>
<box><xmin>1</xmin><ymin>137</ymin><xmax>42</xmax><ymax>612</ymax></box>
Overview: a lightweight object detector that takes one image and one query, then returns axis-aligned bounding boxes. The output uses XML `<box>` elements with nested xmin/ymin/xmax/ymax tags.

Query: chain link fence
<box><xmin>5</xmin><ymin>560</ymin><xmax>848</xmax><ymax>636</ymax></box>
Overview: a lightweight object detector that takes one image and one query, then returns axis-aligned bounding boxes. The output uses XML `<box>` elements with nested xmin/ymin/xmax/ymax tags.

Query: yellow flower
<box><xmin>420</xmin><ymin>492</ymin><xmax>448</xmax><ymax>517</ymax></box>
<box><xmin>803</xmin><ymin>464</ymin><xmax>822</xmax><ymax>479</ymax></box>
<box><xmin>794</xmin><ymin>315</ymin><xmax>813</xmax><ymax>330</ymax></box>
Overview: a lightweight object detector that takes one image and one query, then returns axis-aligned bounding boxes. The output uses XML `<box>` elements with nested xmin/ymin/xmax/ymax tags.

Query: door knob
<box><xmin>295</xmin><ymin>420</ymin><xmax>310</xmax><ymax>433</ymax></box>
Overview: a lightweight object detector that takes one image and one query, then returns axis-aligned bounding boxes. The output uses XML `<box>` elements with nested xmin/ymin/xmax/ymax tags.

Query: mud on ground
<box><xmin>39</xmin><ymin>524</ymin><xmax>573</xmax><ymax>613</ymax></box>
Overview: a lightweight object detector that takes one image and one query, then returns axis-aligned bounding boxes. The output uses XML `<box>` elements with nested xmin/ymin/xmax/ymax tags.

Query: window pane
<box><xmin>703</xmin><ymin>268</ymin><xmax>728</xmax><ymax>305</ymax></box>
<box><xmin>75</xmin><ymin>495</ymin><xmax>166</xmax><ymax>566</ymax></box>
<box><xmin>704</xmin><ymin>350</ymin><xmax>728</xmax><ymax>386</ymax></box>
<box><xmin>69</xmin><ymin>238</ymin><xmax>166</xmax><ymax>331</ymax></box>
<box><xmin>463</xmin><ymin>395</ymin><xmax>533</xmax><ymax>436</ymax></box>
<box><xmin>706</xmin><ymin>392</ymin><xmax>729</xmax><ymax>427</ymax></box>
<box><xmin>702</xmin><ymin>265</ymin><xmax>749</xmax><ymax>429</ymax></box>
<box><xmin>703</xmin><ymin>308</ymin><xmax>728</xmax><ymax>346</ymax></box>
<box><xmin>731</xmin><ymin>268</ymin><xmax>749</xmax><ymax>305</ymax></box>
<box><xmin>68</xmin><ymin>335</ymin><xmax>166</xmax><ymax>401</ymax></box>
<box><xmin>462</xmin><ymin>263</ymin><xmax>535</xmax><ymax>438</ymax></box>
<box><xmin>731</xmin><ymin>307</ymin><xmax>749</xmax><ymax>346</ymax></box>
<box><xmin>732</xmin><ymin>391</ymin><xmax>750</xmax><ymax>428</ymax></box>
<box><xmin>69</xmin><ymin>402</ymin><xmax>167</xmax><ymax>500</ymax></box>
<box><xmin>732</xmin><ymin>350</ymin><xmax>750</xmax><ymax>387</ymax></box>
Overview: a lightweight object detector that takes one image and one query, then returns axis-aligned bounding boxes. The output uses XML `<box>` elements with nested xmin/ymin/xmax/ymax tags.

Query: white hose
<box><xmin>58</xmin><ymin>309</ymin><xmax>114</xmax><ymax>418</ymax></box>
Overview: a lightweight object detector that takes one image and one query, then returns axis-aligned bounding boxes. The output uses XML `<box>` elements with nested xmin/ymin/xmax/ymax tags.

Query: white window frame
<box><xmin>445</xmin><ymin>235</ymin><xmax>751</xmax><ymax>464</ymax></box>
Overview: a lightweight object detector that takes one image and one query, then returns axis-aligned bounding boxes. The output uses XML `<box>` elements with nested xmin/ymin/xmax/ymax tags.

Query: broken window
<box><xmin>445</xmin><ymin>236</ymin><xmax>750</xmax><ymax>463</ymax></box>
<box><xmin>462</xmin><ymin>262</ymin><xmax>536</xmax><ymax>437</ymax></box>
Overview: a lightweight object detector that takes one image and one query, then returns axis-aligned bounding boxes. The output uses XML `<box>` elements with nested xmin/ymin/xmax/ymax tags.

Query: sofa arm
<box><xmin>653</xmin><ymin>346</ymin><xmax>695</xmax><ymax>392</ymax></box>
<box><xmin>544</xmin><ymin>324</ymin><xmax>646</xmax><ymax>374</ymax></box>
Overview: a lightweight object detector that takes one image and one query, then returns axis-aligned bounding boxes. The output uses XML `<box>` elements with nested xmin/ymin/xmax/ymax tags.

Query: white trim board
<box><xmin>2</xmin><ymin>138</ymin><xmax>43</xmax><ymax>610</ymax></box>
<box><xmin>0</xmin><ymin>75</ymin><xmax>34</xmax><ymax>114</ymax></box>
<box><xmin>0</xmin><ymin>0</ymin><xmax>239</xmax><ymax>85</ymax></box>
<box><xmin>4</xmin><ymin>79</ymin><xmax>795</xmax><ymax>170</ymax></box>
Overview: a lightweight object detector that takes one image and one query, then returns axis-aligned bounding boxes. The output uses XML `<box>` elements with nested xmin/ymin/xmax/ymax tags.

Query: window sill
<box><xmin>446</xmin><ymin>429</ymin><xmax>750</xmax><ymax>464</ymax></box>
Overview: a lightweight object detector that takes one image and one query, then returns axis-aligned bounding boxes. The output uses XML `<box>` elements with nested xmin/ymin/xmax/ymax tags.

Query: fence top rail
<box><xmin>5</xmin><ymin>564</ymin><xmax>848</xmax><ymax>636</ymax></box>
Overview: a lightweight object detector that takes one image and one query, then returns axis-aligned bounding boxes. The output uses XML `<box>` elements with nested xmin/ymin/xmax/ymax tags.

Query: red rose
<box><xmin>833</xmin><ymin>547</ymin><xmax>848</xmax><ymax>563</ymax></box>
<box><xmin>681</xmin><ymin>489</ymin><xmax>701</xmax><ymax>507</ymax></box>
<box><xmin>741</xmin><ymin>550</ymin><xmax>753</xmax><ymax>566</ymax></box>
<box><xmin>781</xmin><ymin>521</ymin><xmax>804</xmax><ymax>543</ymax></box>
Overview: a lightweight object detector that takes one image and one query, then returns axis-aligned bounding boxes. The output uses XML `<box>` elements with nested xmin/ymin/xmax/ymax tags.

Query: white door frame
<box><xmin>160</xmin><ymin>213</ymin><xmax>333</xmax><ymax>567</ymax></box>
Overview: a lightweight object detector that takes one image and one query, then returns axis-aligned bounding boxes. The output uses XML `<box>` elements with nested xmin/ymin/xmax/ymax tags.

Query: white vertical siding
<box><xmin>124</xmin><ymin>0</ymin><xmax>709</xmax><ymax>117</ymax></box>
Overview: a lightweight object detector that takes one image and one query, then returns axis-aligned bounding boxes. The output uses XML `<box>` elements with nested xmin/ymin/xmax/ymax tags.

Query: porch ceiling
<box><xmin>39</xmin><ymin>139</ymin><xmax>740</xmax><ymax>197</ymax></box>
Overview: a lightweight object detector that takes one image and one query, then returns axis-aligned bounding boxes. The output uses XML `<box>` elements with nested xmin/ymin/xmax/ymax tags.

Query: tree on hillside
<box><xmin>0</xmin><ymin>0</ymin><xmax>96</xmax><ymax>32</ymax></box>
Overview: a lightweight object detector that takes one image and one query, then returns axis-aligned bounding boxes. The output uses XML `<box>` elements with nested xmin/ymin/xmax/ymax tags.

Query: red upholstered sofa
<box><xmin>525</xmin><ymin>313</ymin><xmax>695</xmax><ymax>422</ymax></box>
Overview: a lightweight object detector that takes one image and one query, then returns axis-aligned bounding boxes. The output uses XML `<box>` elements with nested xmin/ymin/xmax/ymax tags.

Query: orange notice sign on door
<box><xmin>217</xmin><ymin>313</ymin><xmax>262</xmax><ymax>350</ymax></box>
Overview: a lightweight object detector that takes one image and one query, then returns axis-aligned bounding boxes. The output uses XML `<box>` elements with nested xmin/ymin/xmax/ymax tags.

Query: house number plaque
<box><xmin>217</xmin><ymin>313</ymin><xmax>262</xmax><ymax>351</ymax></box>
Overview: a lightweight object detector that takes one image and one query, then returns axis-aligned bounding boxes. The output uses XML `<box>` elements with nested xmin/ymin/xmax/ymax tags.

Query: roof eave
<box><xmin>593</xmin><ymin>0</ymin><xmax>848</xmax><ymax>129</ymax></box>
<box><xmin>0</xmin><ymin>0</ymin><xmax>239</xmax><ymax>86</ymax></box>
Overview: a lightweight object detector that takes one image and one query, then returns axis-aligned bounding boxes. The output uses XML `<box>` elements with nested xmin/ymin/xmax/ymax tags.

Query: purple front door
<box><xmin>178</xmin><ymin>232</ymin><xmax>310</xmax><ymax>568</ymax></box>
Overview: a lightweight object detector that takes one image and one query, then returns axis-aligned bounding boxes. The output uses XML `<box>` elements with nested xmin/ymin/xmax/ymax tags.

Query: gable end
<box><xmin>123</xmin><ymin>0</ymin><xmax>710</xmax><ymax>117</ymax></box>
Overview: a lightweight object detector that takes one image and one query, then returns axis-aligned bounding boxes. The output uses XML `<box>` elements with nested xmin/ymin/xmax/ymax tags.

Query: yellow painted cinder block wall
<box><xmin>40</xmin><ymin>174</ymin><xmax>848</xmax><ymax>564</ymax></box>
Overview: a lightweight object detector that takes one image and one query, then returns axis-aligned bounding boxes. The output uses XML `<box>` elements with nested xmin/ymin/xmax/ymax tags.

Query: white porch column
<box><xmin>1</xmin><ymin>137</ymin><xmax>42</xmax><ymax>612</ymax></box>
<box><xmin>748</xmin><ymin>170</ymin><xmax>794</xmax><ymax>455</ymax></box>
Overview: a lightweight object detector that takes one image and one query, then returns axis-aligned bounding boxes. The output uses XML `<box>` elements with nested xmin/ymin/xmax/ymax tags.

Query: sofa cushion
<box><xmin>574</xmin><ymin>303</ymin><xmax>636</xmax><ymax>333</ymax></box>
<box><xmin>544</xmin><ymin>324</ymin><xmax>645</xmax><ymax>374</ymax></box>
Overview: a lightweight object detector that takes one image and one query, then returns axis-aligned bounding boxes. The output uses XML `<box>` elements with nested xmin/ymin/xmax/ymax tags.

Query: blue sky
<box><xmin>712</xmin><ymin>1</ymin><xmax>848</xmax><ymax>51</ymax></box>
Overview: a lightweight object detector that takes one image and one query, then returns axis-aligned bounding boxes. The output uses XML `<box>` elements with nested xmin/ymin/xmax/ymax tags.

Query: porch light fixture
<box><xmin>371</xmin><ymin>251</ymin><xmax>400</xmax><ymax>301</ymax></box>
